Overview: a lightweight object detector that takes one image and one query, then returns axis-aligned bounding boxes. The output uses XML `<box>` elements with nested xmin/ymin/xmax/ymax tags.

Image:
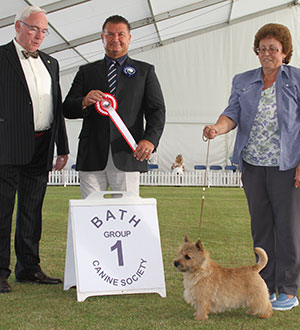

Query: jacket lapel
<box><xmin>98</xmin><ymin>57</ymin><xmax>134</xmax><ymax>98</ymax></box>
<box><xmin>96</xmin><ymin>59</ymin><xmax>109</xmax><ymax>91</ymax></box>
<box><xmin>4</xmin><ymin>41</ymin><xmax>30</xmax><ymax>94</ymax></box>
<box><xmin>39</xmin><ymin>52</ymin><xmax>59</xmax><ymax>115</ymax></box>
<box><xmin>115</xmin><ymin>57</ymin><xmax>132</xmax><ymax>98</ymax></box>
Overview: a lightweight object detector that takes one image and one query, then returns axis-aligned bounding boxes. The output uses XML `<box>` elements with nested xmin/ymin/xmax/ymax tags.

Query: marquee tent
<box><xmin>1</xmin><ymin>0</ymin><xmax>300</xmax><ymax>170</ymax></box>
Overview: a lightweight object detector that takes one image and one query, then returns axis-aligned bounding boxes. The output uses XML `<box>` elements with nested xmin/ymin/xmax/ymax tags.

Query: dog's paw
<box><xmin>259</xmin><ymin>310</ymin><xmax>273</xmax><ymax>319</ymax></box>
<box><xmin>194</xmin><ymin>312</ymin><xmax>209</xmax><ymax>321</ymax></box>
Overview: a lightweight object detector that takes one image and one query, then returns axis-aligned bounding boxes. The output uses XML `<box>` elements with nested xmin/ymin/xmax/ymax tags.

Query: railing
<box><xmin>48</xmin><ymin>170</ymin><xmax>242</xmax><ymax>187</ymax></box>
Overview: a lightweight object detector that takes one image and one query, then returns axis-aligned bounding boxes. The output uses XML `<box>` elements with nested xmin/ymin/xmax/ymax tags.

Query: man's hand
<box><xmin>134</xmin><ymin>140</ymin><xmax>154</xmax><ymax>161</ymax></box>
<box><xmin>82</xmin><ymin>90</ymin><xmax>105</xmax><ymax>109</ymax></box>
<box><xmin>54</xmin><ymin>155</ymin><xmax>68</xmax><ymax>171</ymax></box>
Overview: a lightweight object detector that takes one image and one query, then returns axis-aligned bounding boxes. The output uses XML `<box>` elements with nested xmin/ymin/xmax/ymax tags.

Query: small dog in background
<box><xmin>174</xmin><ymin>236</ymin><xmax>273</xmax><ymax>320</ymax></box>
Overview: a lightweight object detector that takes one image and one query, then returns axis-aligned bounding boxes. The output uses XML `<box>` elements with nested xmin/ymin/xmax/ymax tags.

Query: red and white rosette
<box><xmin>95</xmin><ymin>93</ymin><xmax>138</xmax><ymax>152</ymax></box>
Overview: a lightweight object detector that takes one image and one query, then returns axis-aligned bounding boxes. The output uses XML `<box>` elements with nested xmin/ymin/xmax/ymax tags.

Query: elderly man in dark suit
<box><xmin>63</xmin><ymin>15</ymin><xmax>165</xmax><ymax>198</ymax></box>
<box><xmin>0</xmin><ymin>6</ymin><xmax>69</xmax><ymax>293</ymax></box>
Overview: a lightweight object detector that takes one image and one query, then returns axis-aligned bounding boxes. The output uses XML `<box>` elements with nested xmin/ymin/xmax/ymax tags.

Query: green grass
<box><xmin>1</xmin><ymin>186</ymin><xmax>299</xmax><ymax>329</ymax></box>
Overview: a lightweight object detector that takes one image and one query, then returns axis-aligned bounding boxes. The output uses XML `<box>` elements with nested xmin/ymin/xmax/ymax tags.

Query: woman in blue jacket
<box><xmin>204</xmin><ymin>23</ymin><xmax>300</xmax><ymax>311</ymax></box>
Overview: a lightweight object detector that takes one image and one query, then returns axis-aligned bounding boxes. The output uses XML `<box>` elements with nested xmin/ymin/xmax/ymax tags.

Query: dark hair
<box><xmin>102</xmin><ymin>15</ymin><xmax>131</xmax><ymax>32</ymax></box>
<box><xmin>253</xmin><ymin>23</ymin><xmax>293</xmax><ymax>64</ymax></box>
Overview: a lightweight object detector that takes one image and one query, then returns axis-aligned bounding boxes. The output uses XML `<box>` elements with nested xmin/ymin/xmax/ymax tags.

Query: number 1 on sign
<box><xmin>111</xmin><ymin>240</ymin><xmax>124</xmax><ymax>266</ymax></box>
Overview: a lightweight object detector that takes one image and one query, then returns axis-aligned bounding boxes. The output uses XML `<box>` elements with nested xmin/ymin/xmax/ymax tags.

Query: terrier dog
<box><xmin>174</xmin><ymin>236</ymin><xmax>273</xmax><ymax>320</ymax></box>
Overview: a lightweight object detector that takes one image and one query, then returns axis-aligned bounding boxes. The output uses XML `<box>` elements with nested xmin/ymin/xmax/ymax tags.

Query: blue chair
<box><xmin>224</xmin><ymin>165</ymin><xmax>237</xmax><ymax>172</ymax></box>
<box><xmin>194</xmin><ymin>165</ymin><xmax>206</xmax><ymax>170</ymax></box>
<box><xmin>148</xmin><ymin>164</ymin><xmax>158</xmax><ymax>170</ymax></box>
<box><xmin>209</xmin><ymin>165</ymin><xmax>222</xmax><ymax>170</ymax></box>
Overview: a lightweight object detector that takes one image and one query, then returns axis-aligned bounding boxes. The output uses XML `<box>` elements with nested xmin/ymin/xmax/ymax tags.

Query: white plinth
<box><xmin>64</xmin><ymin>192</ymin><xmax>166</xmax><ymax>302</ymax></box>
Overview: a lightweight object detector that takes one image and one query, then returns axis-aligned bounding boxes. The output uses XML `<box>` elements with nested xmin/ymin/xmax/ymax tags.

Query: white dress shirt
<box><xmin>14</xmin><ymin>39</ymin><xmax>53</xmax><ymax>131</ymax></box>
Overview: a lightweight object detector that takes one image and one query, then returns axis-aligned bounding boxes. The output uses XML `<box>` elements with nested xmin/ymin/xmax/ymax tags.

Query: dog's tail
<box><xmin>253</xmin><ymin>247</ymin><xmax>268</xmax><ymax>272</ymax></box>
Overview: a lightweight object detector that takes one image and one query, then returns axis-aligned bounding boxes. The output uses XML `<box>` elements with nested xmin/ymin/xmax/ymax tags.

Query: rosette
<box><xmin>95</xmin><ymin>94</ymin><xmax>137</xmax><ymax>151</ymax></box>
<box><xmin>123</xmin><ymin>65</ymin><xmax>137</xmax><ymax>78</ymax></box>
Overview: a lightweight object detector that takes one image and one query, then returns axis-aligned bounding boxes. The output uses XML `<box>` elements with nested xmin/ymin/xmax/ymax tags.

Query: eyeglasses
<box><xmin>255</xmin><ymin>46</ymin><xmax>281</xmax><ymax>55</ymax></box>
<box><xmin>20</xmin><ymin>21</ymin><xmax>49</xmax><ymax>36</ymax></box>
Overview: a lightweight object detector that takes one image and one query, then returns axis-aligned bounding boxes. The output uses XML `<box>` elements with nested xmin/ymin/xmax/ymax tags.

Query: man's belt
<box><xmin>34</xmin><ymin>129</ymin><xmax>50</xmax><ymax>138</ymax></box>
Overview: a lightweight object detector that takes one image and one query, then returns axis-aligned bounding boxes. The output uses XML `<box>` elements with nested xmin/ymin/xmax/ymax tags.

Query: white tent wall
<box><xmin>60</xmin><ymin>6</ymin><xmax>300</xmax><ymax>171</ymax></box>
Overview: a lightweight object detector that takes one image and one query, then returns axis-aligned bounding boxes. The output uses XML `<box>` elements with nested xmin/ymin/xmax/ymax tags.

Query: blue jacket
<box><xmin>222</xmin><ymin>65</ymin><xmax>300</xmax><ymax>171</ymax></box>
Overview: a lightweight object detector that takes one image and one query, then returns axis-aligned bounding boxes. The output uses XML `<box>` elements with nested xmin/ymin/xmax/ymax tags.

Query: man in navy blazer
<box><xmin>0</xmin><ymin>6</ymin><xmax>69</xmax><ymax>293</ymax></box>
<box><xmin>63</xmin><ymin>15</ymin><xmax>165</xmax><ymax>198</ymax></box>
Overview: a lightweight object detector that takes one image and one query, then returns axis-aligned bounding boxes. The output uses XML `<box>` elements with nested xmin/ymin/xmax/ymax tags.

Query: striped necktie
<box><xmin>107</xmin><ymin>60</ymin><xmax>117</xmax><ymax>95</ymax></box>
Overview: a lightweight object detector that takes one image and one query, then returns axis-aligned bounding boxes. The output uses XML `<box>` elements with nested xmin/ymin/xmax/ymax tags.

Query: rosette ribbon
<box><xmin>95</xmin><ymin>93</ymin><xmax>138</xmax><ymax>152</ymax></box>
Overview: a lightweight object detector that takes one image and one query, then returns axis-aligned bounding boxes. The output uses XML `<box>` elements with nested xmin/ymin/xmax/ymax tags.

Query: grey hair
<box><xmin>15</xmin><ymin>6</ymin><xmax>46</xmax><ymax>23</ymax></box>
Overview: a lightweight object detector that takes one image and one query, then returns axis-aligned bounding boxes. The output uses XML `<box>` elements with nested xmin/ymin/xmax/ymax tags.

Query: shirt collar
<box><xmin>13</xmin><ymin>39</ymin><xmax>29</xmax><ymax>60</ymax></box>
<box><xmin>279</xmin><ymin>64</ymin><xmax>289</xmax><ymax>79</ymax></box>
<box><xmin>252</xmin><ymin>65</ymin><xmax>289</xmax><ymax>84</ymax></box>
<box><xmin>105</xmin><ymin>54</ymin><xmax>128</xmax><ymax>67</ymax></box>
<box><xmin>248</xmin><ymin>67</ymin><xmax>264</xmax><ymax>85</ymax></box>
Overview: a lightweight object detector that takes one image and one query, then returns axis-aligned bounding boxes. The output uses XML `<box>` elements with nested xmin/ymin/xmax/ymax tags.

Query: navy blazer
<box><xmin>63</xmin><ymin>57</ymin><xmax>165</xmax><ymax>172</ymax></box>
<box><xmin>0</xmin><ymin>41</ymin><xmax>69</xmax><ymax>170</ymax></box>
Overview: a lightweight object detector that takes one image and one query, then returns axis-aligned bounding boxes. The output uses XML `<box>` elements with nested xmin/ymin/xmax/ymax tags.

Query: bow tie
<box><xmin>22</xmin><ymin>50</ymin><xmax>39</xmax><ymax>59</ymax></box>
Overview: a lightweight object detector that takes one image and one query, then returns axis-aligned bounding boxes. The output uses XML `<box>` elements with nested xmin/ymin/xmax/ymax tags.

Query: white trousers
<box><xmin>79</xmin><ymin>148</ymin><xmax>140</xmax><ymax>199</ymax></box>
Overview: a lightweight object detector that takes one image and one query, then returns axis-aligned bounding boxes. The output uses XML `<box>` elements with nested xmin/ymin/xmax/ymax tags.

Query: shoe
<box><xmin>269</xmin><ymin>293</ymin><xmax>277</xmax><ymax>302</ymax></box>
<box><xmin>16</xmin><ymin>270</ymin><xmax>62</xmax><ymax>284</ymax></box>
<box><xmin>272</xmin><ymin>293</ymin><xmax>299</xmax><ymax>311</ymax></box>
<box><xmin>0</xmin><ymin>276</ymin><xmax>11</xmax><ymax>293</ymax></box>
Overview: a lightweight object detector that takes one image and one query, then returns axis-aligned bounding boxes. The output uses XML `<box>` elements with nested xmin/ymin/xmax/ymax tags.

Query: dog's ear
<box><xmin>184</xmin><ymin>235</ymin><xmax>190</xmax><ymax>243</ymax></box>
<box><xmin>195</xmin><ymin>239</ymin><xmax>203</xmax><ymax>251</ymax></box>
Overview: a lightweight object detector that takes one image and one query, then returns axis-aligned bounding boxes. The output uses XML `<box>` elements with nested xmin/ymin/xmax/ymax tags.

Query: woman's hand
<box><xmin>295</xmin><ymin>163</ymin><xmax>300</xmax><ymax>188</ymax></box>
<box><xmin>203</xmin><ymin>125</ymin><xmax>218</xmax><ymax>139</ymax></box>
<box><xmin>202</xmin><ymin>115</ymin><xmax>236</xmax><ymax>140</ymax></box>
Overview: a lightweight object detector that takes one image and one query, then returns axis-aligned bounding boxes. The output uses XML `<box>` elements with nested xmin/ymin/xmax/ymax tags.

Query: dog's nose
<box><xmin>174</xmin><ymin>261</ymin><xmax>179</xmax><ymax>267</ymax></box>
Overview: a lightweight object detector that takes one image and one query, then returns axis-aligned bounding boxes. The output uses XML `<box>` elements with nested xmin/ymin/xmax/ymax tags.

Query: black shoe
<box><xmin>16</xmin><ymin>270</ymin><xmax>62</xmax><ymax>284</ymax></box>
<box><xmin>0</xmin><ymin>276</ymin><xmax>11</xmax><ymax>293</ymax></box>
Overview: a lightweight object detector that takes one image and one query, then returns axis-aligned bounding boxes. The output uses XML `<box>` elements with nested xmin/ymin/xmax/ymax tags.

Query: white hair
<box><xmin>14</xmin><ymin>6</ymin><xmax>46</xmax><ymax>23</ymax></box>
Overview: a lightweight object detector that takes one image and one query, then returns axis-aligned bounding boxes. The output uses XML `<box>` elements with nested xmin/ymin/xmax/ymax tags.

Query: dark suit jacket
<box><xmin>63</xmin><ymin>57</ymin><xmax>165</xmax><ymax>172</ymax></box>
<box><xmin>0</xmin><ymin>41</ymin><xmax>69</xmax><ymax>170</ymax></box>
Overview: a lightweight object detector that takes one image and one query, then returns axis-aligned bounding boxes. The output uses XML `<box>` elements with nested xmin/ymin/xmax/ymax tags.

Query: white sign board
<box><xmin>64</xmin><ymin>192</ymin><xmax>166</xmax><ymax>302</ymax></box>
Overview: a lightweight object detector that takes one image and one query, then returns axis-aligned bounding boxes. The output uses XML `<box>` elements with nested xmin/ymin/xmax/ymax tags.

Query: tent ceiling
<box><xmin>0</xmin><ymin>0</ymin><xmax>297</xmax><ymax>74</ymax></box>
